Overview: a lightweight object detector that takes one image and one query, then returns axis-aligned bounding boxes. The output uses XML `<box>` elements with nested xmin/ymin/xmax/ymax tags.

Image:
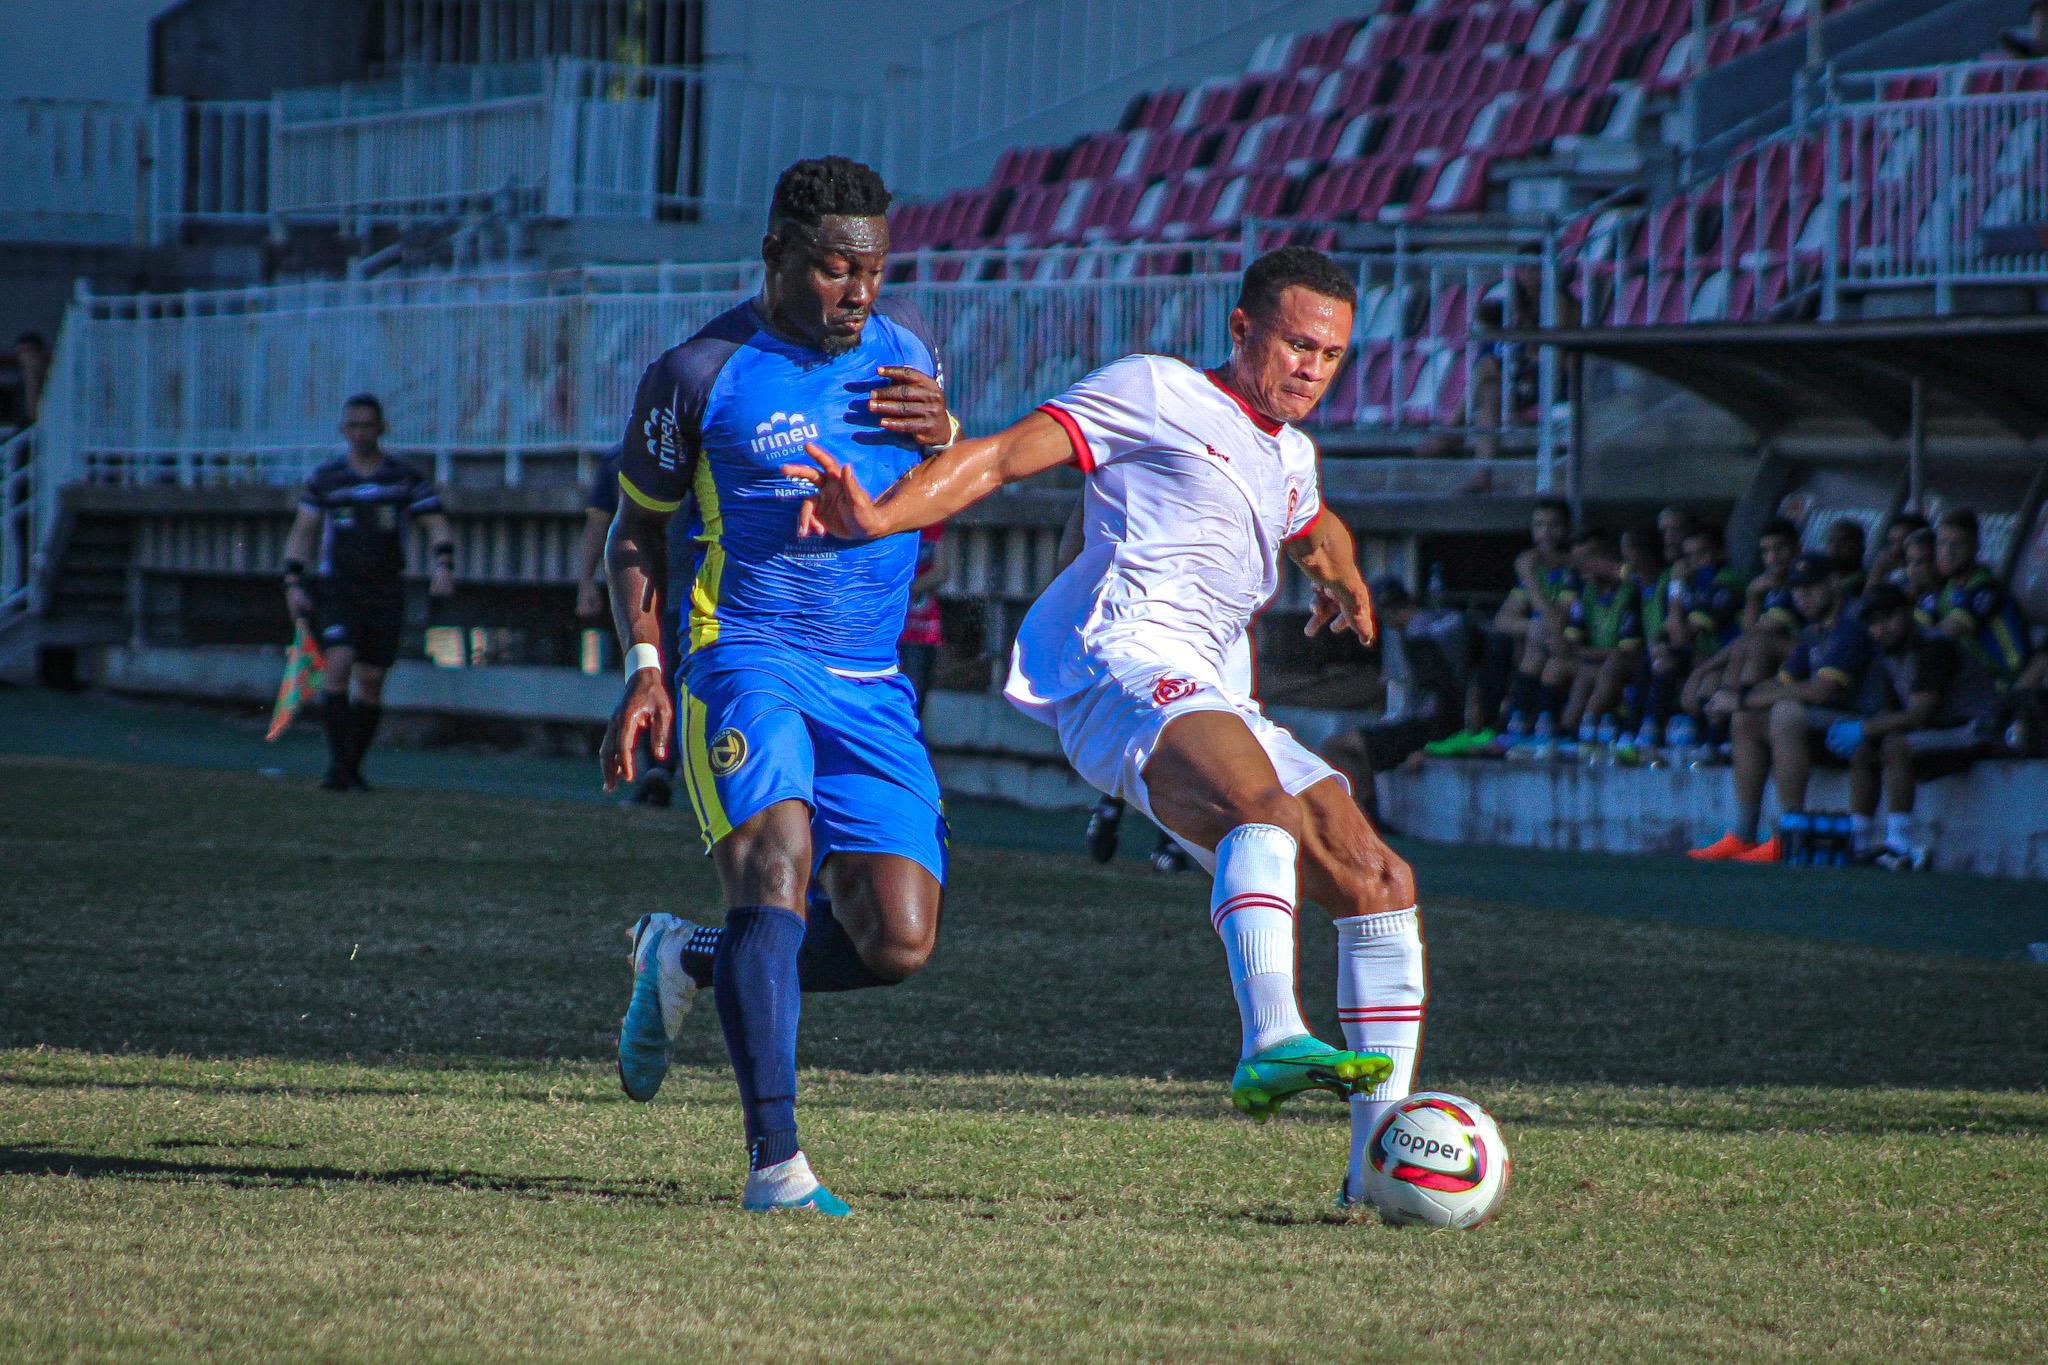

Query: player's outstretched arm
<box><xmin>599</xmin><ymin>499</ymin><xmax>673</xmax><ymax>792</ymax></box>
<box><xmin>783</xmin><ymin>410</ymin><xmax>1075</xmax><ymax>541</ymax></box>
<box><xmin>1289</xmin><ymin>508</ymin><xmax>1378</xmax><ymax>646</ymax></box>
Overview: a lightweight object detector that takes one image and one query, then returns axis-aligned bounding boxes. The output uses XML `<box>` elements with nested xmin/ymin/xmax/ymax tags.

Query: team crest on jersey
<box><xmin>644</xmin><ymin>403</ymin><xmax>682</xmax><ymax>472</ymax></box>
<box><xmin>707</xmin><ymin>727</ymin><xmax>748</xmax><ymax>776</ymax></box>
<box><xmin>1285</xmin><ymin>480</ymin><xmax>1302</xmax><ymax>526</ymax></box>
<box><xmin>1151</xmin><ymin>676</ymin><xmax>1197</xmax><ymax>706</ymax></box>
<box><xmin>750</xmin><ymin>410</ymin><xmax>821</xmax><ymax>455</ymax></box>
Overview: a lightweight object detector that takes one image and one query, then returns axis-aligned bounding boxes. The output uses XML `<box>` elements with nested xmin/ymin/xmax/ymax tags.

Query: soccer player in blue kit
<box><xmin>599</xmin><ymin>158</ymin><xmax>958</xmax><ymax>1216</ymax></box>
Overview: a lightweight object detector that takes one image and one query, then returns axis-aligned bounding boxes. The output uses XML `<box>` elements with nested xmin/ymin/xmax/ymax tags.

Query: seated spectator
<box><xmin>1686</xmin><ymin>517</ymin><xmax>1803</xmax><ymax>756</ymax></box>
<box><xmin>1840</xmin><ymin>585</ymin><xmax>2004</xmax><ymax>872</ymax></box>
<box><xmin>1551</xmin><ymin>529</ymin><xmax>1643</xmax><ymax>741</ymax></box>
<box><xmin>1671</xmin><ymin>523</ymin><xmax>1747</xmax><ymax>746</ymax></box>
<box><xmin>1931</xmin><ymin>507</ymin><xmax>2031</xmax><ymax>687</ymax></box>
<box><xmin>1903</xmin><ymin>527</ymin><xmax>1942</xmax><ymax>628</ymax></box>
<box><xmin>1429</xmin><ymin>498</ymin><xmax>1578</xmax><ymax>754</ymax></box>
<box><xmin>1621</xmin><ymin>525</ymin><xmax>1680</xmax><ymax>756</ymax></box>
<box><xmin>1824</xmin><ymin>518</ymin><xmax>1868</xmax><ymax>598</ymax></box>
<box><xmin>1870</xmin><ymin>510</ymin><xmax>1930</xmax><ymax>588</ymax></box>
<box><xmin>1324</xmin><ymin>576</ymin><xmax>1470</xmax><ymax>823</ymax></box>
<box><xmin>1690</xmin><ymin>553</ymin><xmax>1875</xmax><ymax>863</ymax></box>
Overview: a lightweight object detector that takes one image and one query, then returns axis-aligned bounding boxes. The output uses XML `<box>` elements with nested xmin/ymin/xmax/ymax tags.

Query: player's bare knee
<box><xmin>1767</xmin><ymin>699</ymin><xmax>1805</xmax><ymax>738</ymax></box>
<box><xmin>865</xmin><ymin>927</ymin><xmax>934</xmax><ymax>982</ymax></box>
<box><xmin>1236</xmin><ymin>789</ymin><xmax>1305</xmax><ymax>843</ymax></box>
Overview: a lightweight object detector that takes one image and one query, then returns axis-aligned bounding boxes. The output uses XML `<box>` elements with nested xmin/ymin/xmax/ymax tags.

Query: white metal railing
<box><xmin>0</xmin><ymin>100</ymin><xmax>151</xmax><ymax>244</ymax></box>
<box><xmin>1557</xmin><ymin>64</ymin><xmax>2048</xmax><ymax>327</ymax></box>
<box><xmin>33</xmin><ymin>242</ymin><xmax>1555</xmax><ymax>514</ymax></box>
<box><xmin>915</xmin><ymin>0</ymin><xmax>1296</xmax><ymax>178</ymax></box>
<box><xmin>1</xmin><ymin>427</ymin><xmax>37</xmax><ymax>618</ymax></box>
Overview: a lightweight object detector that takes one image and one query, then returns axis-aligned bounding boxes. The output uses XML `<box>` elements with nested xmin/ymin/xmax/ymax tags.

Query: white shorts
<box><xmin>1017</xmin><ymin>652</ymin><xmax>1345</xmax><ymax>873</ymax></box>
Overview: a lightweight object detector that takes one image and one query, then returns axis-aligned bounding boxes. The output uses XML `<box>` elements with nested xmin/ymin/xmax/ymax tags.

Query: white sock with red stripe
<box><xmin>1336</xmin><ymin>906</ymin><xmax>1426</xmax><ymax>1197</ymax></box>
<box><xmin>1211</xmin><ymin>823</ymin><xmax>1309</xmax><ymax>1058</ymax></box>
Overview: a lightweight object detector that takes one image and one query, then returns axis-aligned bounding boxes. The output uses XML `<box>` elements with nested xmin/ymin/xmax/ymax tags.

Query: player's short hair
<box><xmin>1574</xmin><ymin>527</ymin><xmax>1618</xmax><ymax>557</ymax></box>
<box><xmin>1905</xmin><ymin>526</ymin><xmax>1936</xmax><ymax>554</ymax></box>
<box><xmin>1862</xmin><ymin>583</ymin><xmax>1911</xmax><ymax>620</ymax></box>
<box><xmin>1938</xmin><ymin>506</ymin><xmax>1979</xmax><ymax>540</ymax></box>
<box><xmin>341</xmin><ymin>393</ymin><xmax>383</xmax><ymax>419</ymax></box>
<box><xmin>1533</xmin><ymin>497</ymin><xmax>1571</xmax><ymax>522</ymax></box>
<box><xmin>1888</xmin><ymin>510</ymin><xmax>1929</xmax><ymax>537</ymax></box>
<box><xmin>1759</xmin><ymin>516</ymin><xmax>1800</xmax><ymax>545</ymax></box>
<box><xmin>1235</xmin><ymin>246</ymin><xmax>1357</xmax><ymax>320</ymax></box>
<box><xmin>768</xmin><ymin>157</ymin><xmax>892</xmax><ymax>236</ymax></box>
<box><xmin>15</xmin><ymin>331</ymin><xmax>47</xmax><ymax>350</ymax></box>
<box><xmin>1684</xmin><ymin>522</ymin><xmax>1725</xmax><ymax>551</ymax></box>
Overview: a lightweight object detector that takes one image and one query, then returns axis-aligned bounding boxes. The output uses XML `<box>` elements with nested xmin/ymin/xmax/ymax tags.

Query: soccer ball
<box><xmin>1361</xmin><ymin>1091</ymin><xmax>1511</xmax><ymax>1228</ymax></box>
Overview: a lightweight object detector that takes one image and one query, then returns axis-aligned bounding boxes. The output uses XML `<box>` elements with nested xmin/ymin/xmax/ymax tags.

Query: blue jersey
<box><xmin>616</xmin><ymin>297</ymin><xmax>946</xmax><ymax>674</ymax></box>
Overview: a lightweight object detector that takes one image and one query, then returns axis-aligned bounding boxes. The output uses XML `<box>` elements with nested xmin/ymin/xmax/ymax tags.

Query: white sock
<box><xmin>1335</xmin><ymin>906</ymin><xmax>1426</xmax><ymax>1197</ymax></box>
<box><xmin>1850</xmin><ymin>813</ymin><xmax>1875</xmax><ymax>854</ymax></box>
<box><xmin>744</xmin><ymin>1151</ymin><xmax>820</xmax><ymax>1205</ymax></box>
<box><xmin>1211</xmin><ymin>823</ymin><xmax>1309</xmax><ymax>1058</ymax></box>
<box><xmin>1885</xmin><ymin>811</ymin><xmax>1915</xmax><ymax>853</ymax></box>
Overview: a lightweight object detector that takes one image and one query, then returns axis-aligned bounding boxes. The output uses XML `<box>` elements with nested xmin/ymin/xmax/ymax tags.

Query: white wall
<box><xmin>0</xmin><ymin>0</ymin><xmax>181</xmax><ymax>100</ymax></box>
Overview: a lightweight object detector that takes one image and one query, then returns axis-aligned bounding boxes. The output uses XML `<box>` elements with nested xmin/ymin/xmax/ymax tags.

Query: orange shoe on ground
<box><xmin>1730</xmin><ymin>836</ymin><xmax>1782</xmax><ymax>864</ymax></box>
<box><xmin>1688</xmin><ymin>832</ymin><xmax>1759</xmax><ymax>861</ymax></box>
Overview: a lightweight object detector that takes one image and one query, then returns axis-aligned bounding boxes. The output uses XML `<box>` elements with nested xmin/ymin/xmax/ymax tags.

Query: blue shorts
<box><xmin>675</xmin><ymin>645</ymin><xmax>948</xmax><ymax>883</ymax></box>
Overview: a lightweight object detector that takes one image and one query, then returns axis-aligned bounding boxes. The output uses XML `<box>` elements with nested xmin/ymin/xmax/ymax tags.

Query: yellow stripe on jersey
<box><xmin>619</xmin><ymin>472</ymin><xmax>683</xmax><ymax>515</ymax></box>
<box><xmin>680</xmin><ymin>682</ymin><xmax>732</xmax><ymax>848</ymax></box>
<box><xmin>687</xmin><ymin>457</ymin><xmax>726</xmax><ymax>652</ymax></box>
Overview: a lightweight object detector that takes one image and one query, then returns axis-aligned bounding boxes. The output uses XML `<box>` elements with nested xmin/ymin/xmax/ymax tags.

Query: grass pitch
<box><xmin>3</xmin><ymin>753</ymin><xmax>2045</xmax><ymax>1361</ymax></box>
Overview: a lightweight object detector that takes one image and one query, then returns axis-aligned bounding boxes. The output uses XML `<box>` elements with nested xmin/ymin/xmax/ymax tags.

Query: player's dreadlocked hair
<box><xmin>1236</xmin><ymin>246</ymin><xmax>1357</xmax><ymax>319</ymax></box>
<box><xmin>768</xmin><ymin>157</ymin><xmax>892</xmax><ymax>235</ymax></box>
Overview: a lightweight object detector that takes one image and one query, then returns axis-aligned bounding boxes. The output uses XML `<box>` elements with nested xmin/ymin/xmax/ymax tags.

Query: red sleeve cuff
<box><xmin>1036</xmin><ymin>403</ymin><xmax>1094</xmax><ymax>472</ymax></box>
<box><xmin>1284</xmin><ymin>505</ymin><xmax>1323</xmax><ymax>542</ymax></box>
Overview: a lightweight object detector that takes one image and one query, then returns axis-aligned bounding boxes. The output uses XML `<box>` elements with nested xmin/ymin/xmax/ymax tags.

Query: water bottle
<box><xmin>1667</xmin><ymin>713</ymin><xmax>1696</xmax><ymax>753</ymax></box>
<box><xmin>1779</xmin><ymin>810</ymin><xmax>1811</xmax><ymax>866</ymax></box>
<box><xmin>1531</xmin><ymin>711</ymin><xmax>1557</xmax><ymax>762</ymax></box>
<box><xmin>1595</xmin><ymin>716</ymin><xmax>1618</xmax><ymax>765</ymax></box>
<box><xmin>1826</xmin><ymin>813</ymin><xmax>1854</xmax><ymax>866</ymax></box>
<box><xmin>1578</xmin><ymin>720</ymin><xmax>1600</xmax><ymax>766</ymax></box>
<box><xmin>1427</xmin><ymin>561</ymin><xmax>1447</xmax><ymax>609</ymax></box>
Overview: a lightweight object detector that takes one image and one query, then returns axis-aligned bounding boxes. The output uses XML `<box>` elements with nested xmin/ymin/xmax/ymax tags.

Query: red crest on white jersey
<box><xmin>1285</xmin><ymin>480</ymin><xmax>1301</xmax><ymax>526</ymax></box>
<box><xmin>1151</xmin><ymin>676</ymin><xmax>1197</xmax><ymax>706</ymax></box>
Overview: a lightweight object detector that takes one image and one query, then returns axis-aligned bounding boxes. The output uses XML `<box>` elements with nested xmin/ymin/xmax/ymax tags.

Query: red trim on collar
<box><xmin>1204</xmin><ymin>368</ymin><xmax>1284</xmax><ymax>436</ymax></box>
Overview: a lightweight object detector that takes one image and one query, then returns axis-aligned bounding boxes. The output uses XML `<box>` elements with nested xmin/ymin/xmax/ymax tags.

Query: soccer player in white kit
<box><xmin>786</xmin><ymin>248</ymin><xmax>1426</xmax><ymax>1209</ymax></box>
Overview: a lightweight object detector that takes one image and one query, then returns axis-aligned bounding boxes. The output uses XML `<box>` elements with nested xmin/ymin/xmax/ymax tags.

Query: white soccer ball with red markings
<box><xmin>1362</xmin><ymin>1091</ymin><xmax>1511</xmax><ymax>1228</ymax></box>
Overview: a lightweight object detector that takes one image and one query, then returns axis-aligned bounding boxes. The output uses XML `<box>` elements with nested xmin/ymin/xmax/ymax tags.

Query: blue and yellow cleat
<box><xmin>742</xmin><ymin>1185</ymin><xmax>852</xmax><ymax>1217</ymax></box>
<box><xmin>1230</xmin><ymin>1035</ymin><xmax>1392</xmax><ymax>1122</ymax></box>
<box><xmin>617</xmin><ymin>912</ymin><xmax>694</xmax><ymax>1103</ymax></box>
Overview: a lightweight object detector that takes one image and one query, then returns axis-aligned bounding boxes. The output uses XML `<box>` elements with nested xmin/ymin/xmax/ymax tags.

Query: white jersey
<box><xmin>1006</xmin><ymin>354</ymin><xmax>1322</xmax><ymax>716</ymax></box>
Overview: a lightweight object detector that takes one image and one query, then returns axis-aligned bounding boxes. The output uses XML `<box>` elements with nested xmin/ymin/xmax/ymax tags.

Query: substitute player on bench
<box><xmin>600</xmin><ymin>158</ymin><xmax>956</xmax><ymax>1217</ymax></box>
<box><xmin>789</xmin><ymin>247</ymin><xmax>1426</xmax><ymax>1211</ymax></box>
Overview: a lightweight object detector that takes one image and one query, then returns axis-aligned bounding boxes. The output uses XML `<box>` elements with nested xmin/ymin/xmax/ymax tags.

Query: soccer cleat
<box><xmin>1687</xmin><ymin>832</ymin><xmax>1759</xmax><ymax>861</ymax></box>
<box><xmin>742</xmin><ymin>1184</ymin><xmax>851</xmax><ymax>1216</ymax></box>
<box><xmin>1873</xmin><ymin>845</ymin><xmax>1931</xmax><ymax>873</ymax></box>
<box><xmin>617</xmin><ymin>912</ymin><xmax>695</xmax><ymax>1102</ymax></box>
<box><xmin>320</xmin><ymin>767</ymin><xmax>350</xmax><ymax>792</ymax></box>
<box><xmin>1149</xmin><ymin>836</ymin><xmax>1190</xmax><ymax>875</ymax></box>
<box><xmin>1730</xmin><ymin>836</ymin><xmax>1782</xmax><ymax>865</ymax></box>
<box><xmin>1084</xmin><ymin>796</ymin><xmax>1123</xmax><ymax>863</ymax></box>
<box><xmin>1335</xmin><ymin>1173</ymin><xmax>1375</xmax><ymax>1214</ymax></box>
<box><xmin>1230</xmin><ymin>1035</ymin><xmax>1392</xmax><ymax>1122</ymax></box>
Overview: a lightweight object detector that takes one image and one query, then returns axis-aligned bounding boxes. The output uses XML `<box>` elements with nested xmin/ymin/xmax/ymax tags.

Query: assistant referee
<box><xmin>281</xmin><ymin>394</ymin><xmax>456</xmax><ymax>789</ymax></box>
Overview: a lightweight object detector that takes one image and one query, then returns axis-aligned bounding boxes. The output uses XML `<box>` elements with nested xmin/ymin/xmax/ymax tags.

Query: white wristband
<box><xmin>623</xmin><ymin>642</ymin><xmax>662</xmax><ymax>680</ymax></box>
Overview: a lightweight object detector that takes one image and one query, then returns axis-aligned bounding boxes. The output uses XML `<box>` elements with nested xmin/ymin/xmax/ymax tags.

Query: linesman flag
<box><xmin>266</xmin><ymin>619</ymin><xmax>328</xmax><ymax>741</ymax></box>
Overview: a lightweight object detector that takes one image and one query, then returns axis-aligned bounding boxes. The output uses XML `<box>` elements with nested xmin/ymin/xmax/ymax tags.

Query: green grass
<box><xmin>3</xmin><ymin>754</ymin><xmax>2045</xmax><ymax>1361</ymax></box>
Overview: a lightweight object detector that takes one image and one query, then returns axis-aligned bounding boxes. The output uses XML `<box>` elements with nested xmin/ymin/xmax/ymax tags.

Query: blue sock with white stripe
<box><xmin>711</xmin><ymin>905</ymin><xmax>805</xmax><ymax>1171</ymax></box>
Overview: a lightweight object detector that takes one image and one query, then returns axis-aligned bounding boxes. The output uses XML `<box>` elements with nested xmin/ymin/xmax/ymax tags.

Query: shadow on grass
<box><xmin>0</xmin><ymin>1145</ymin><xmax>723</xmax><ymax>1206</ymax></box>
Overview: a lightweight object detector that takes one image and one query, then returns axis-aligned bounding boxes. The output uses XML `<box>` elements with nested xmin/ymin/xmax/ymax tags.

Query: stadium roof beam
<box><xmin>1509</xmin><ymin>316</ymin><xmax>2048</xmax><ymax>442</ymax></box>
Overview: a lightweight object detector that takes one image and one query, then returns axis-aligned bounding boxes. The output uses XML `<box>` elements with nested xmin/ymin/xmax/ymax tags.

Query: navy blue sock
<box><xmin>797</xmin><ymin>899</ymin><xmax>894</xmax><ymax>993</ymax></box>
<box><xmin>712</xmin><ymin>905</ymin><xmax>805</xmax><ymax>1171</ymax></box>
<box><xmin>678</xmin><ymin>923</ymin><xmax>721</xmax><ymax>989</ymax></box>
